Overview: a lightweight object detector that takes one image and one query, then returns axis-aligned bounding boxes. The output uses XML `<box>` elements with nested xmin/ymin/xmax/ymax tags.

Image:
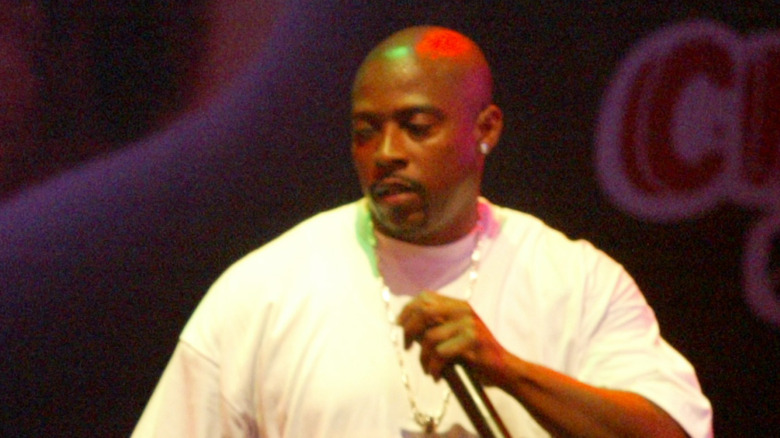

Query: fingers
<box><xmin>397</xmin><ymin>292</ymin><xmax>439</xmax><ymax>348</ymax></box>
<box><xmin>419</xmin><ymin>322</ymin><xmax>474</xmax><ymax>379</ymax></box>
<box><xmin>397</xmin><ymin>291</ymin><xmax>470</xmax><ymax>349</ymax></box>
<box><xmin>397</xmin><ymin>291</ymin><xmax>481</xmax><ymax>379</ymax></box>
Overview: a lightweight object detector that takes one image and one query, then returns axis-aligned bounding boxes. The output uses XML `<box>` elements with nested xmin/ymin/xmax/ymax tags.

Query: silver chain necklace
<box><xmin>374</xmin><ymin>215</ymin><xmax>487</xmax><ymax>434</ymax></box>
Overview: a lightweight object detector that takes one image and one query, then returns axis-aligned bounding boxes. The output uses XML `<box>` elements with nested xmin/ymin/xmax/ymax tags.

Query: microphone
<box><xmin>442</xmin><ymin>362</ymin><xmax>513</xmax><ymax>438</ymax></box>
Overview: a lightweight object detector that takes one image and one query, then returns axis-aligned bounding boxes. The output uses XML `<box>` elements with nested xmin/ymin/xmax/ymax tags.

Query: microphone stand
<box><xmin>442</xmin><ymin>362</ymin><xmax>513</xmax><ymax>438</ymax></box>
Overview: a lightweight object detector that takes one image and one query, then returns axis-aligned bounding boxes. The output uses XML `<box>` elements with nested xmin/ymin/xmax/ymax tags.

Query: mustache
<box><xmin>369</xmin><ymin>175</ymin><xmax>425</xmax><ymax>198</ymax></box>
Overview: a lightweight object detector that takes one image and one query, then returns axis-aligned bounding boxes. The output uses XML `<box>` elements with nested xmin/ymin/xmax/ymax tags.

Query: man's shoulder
<box><xmin>488</xmin><ymin>201</ymin><xmax>607</xmax><ymax>264</ymax></box>
<box><xmin>489</xmin><ymin>202</ymin><xmax>571</xmax><ymax>243</ymax></box>
<box><xmin>232</xmin><ymin>200</ymin><xmax>362</xmax><ymax>267</ymax></box>
<box><xmin>281</xmin><ymin>201</ymin><xmax>359</xmax><ymax>237</ymax></box>
<box><xmin>188</xmin><ymin>200</ymin><xmax>367</xmax><ymax>319</ymax></box>
<box><xmin>279</xmin><ymin>200</ymin><xmax>362</xmax><ymax>246</ymax></box>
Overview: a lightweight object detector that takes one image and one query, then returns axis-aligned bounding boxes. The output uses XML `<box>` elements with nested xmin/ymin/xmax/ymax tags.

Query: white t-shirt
<box><xmin>133</xmin><ymin>199</ymin><xmax>713</xmax><ymax>437</ymax></box>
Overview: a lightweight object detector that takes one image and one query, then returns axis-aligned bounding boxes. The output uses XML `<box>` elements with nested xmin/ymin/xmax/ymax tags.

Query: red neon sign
<box><xmin>596</xmin><ymin>20</ymin><xmax>780</xmax><ymax>328</ymax></box>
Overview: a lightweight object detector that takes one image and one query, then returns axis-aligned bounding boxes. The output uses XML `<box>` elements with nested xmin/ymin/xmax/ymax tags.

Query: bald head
<box><xmin>353</xmin><ymin>26</ymin><xmax>494</xmax><ymax>112</ymax></box>
<box><xmin>349</xmin><ymin>26</ymin><xmax>503</xmax><ymax>245</ymax></box>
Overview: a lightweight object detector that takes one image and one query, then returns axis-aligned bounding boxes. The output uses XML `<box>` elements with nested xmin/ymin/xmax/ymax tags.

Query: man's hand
<box><xmin>396</xmin><ymin>292</ymin><xmax>689</xmax><ymax>437</ymax></box>
<box><xmin>396</xmin><ymin>291</ymin><xmax>508</xmax><ymax>384</ymax></box>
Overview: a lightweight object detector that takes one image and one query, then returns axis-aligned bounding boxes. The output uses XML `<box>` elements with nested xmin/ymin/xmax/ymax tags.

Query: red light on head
<box><xmin>415</xmin><ymin>29</ymin><xmax>472</xmax><ymax>60</ymax></box>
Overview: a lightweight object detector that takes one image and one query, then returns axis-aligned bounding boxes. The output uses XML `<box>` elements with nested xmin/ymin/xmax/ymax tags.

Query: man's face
<box><xmin>351</xmin><ymin>55</ymin><xmax>484</xmax><ymax>245</ymax></box>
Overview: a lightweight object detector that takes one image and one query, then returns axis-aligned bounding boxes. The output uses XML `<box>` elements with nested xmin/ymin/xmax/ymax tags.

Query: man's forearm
<box><xmin>493</xmin><ymin>353</ymin><xmax>687</xmax><ymax>437</ymax></box>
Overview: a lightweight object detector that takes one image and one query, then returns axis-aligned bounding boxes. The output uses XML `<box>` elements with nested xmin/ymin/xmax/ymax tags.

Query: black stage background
<box><xmin>0</xmin><ymin>1</ymin><xmax>777</xmax><ymax>436</ymax></box>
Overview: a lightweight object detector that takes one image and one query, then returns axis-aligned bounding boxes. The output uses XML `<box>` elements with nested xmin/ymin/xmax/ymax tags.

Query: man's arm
<box><xmin>493</xmin><ymin>353</ymin><xmax>687</xmax><ymax>437</ymax></box>
<box><xmin>398</xmin><ymin>291</ymin><xmax>688</xmax><ymax>437</ymax></box>
<box><xmin>132</xmin><ymin>342</ymin><xmax>223</xmax><ymax>437</ymax></box>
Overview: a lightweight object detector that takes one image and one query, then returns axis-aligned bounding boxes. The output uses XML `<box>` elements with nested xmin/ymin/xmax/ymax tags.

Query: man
<box><xmin>133</xmin><ymin>26</ymin><xmax>713</xmax><ymax>437</ymax></box>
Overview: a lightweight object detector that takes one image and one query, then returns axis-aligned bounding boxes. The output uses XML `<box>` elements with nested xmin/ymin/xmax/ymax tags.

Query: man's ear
<box><xmin>475</xmin><ymin>104</ymin><xmax>503</xmax><ymax>154</ymax></box>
